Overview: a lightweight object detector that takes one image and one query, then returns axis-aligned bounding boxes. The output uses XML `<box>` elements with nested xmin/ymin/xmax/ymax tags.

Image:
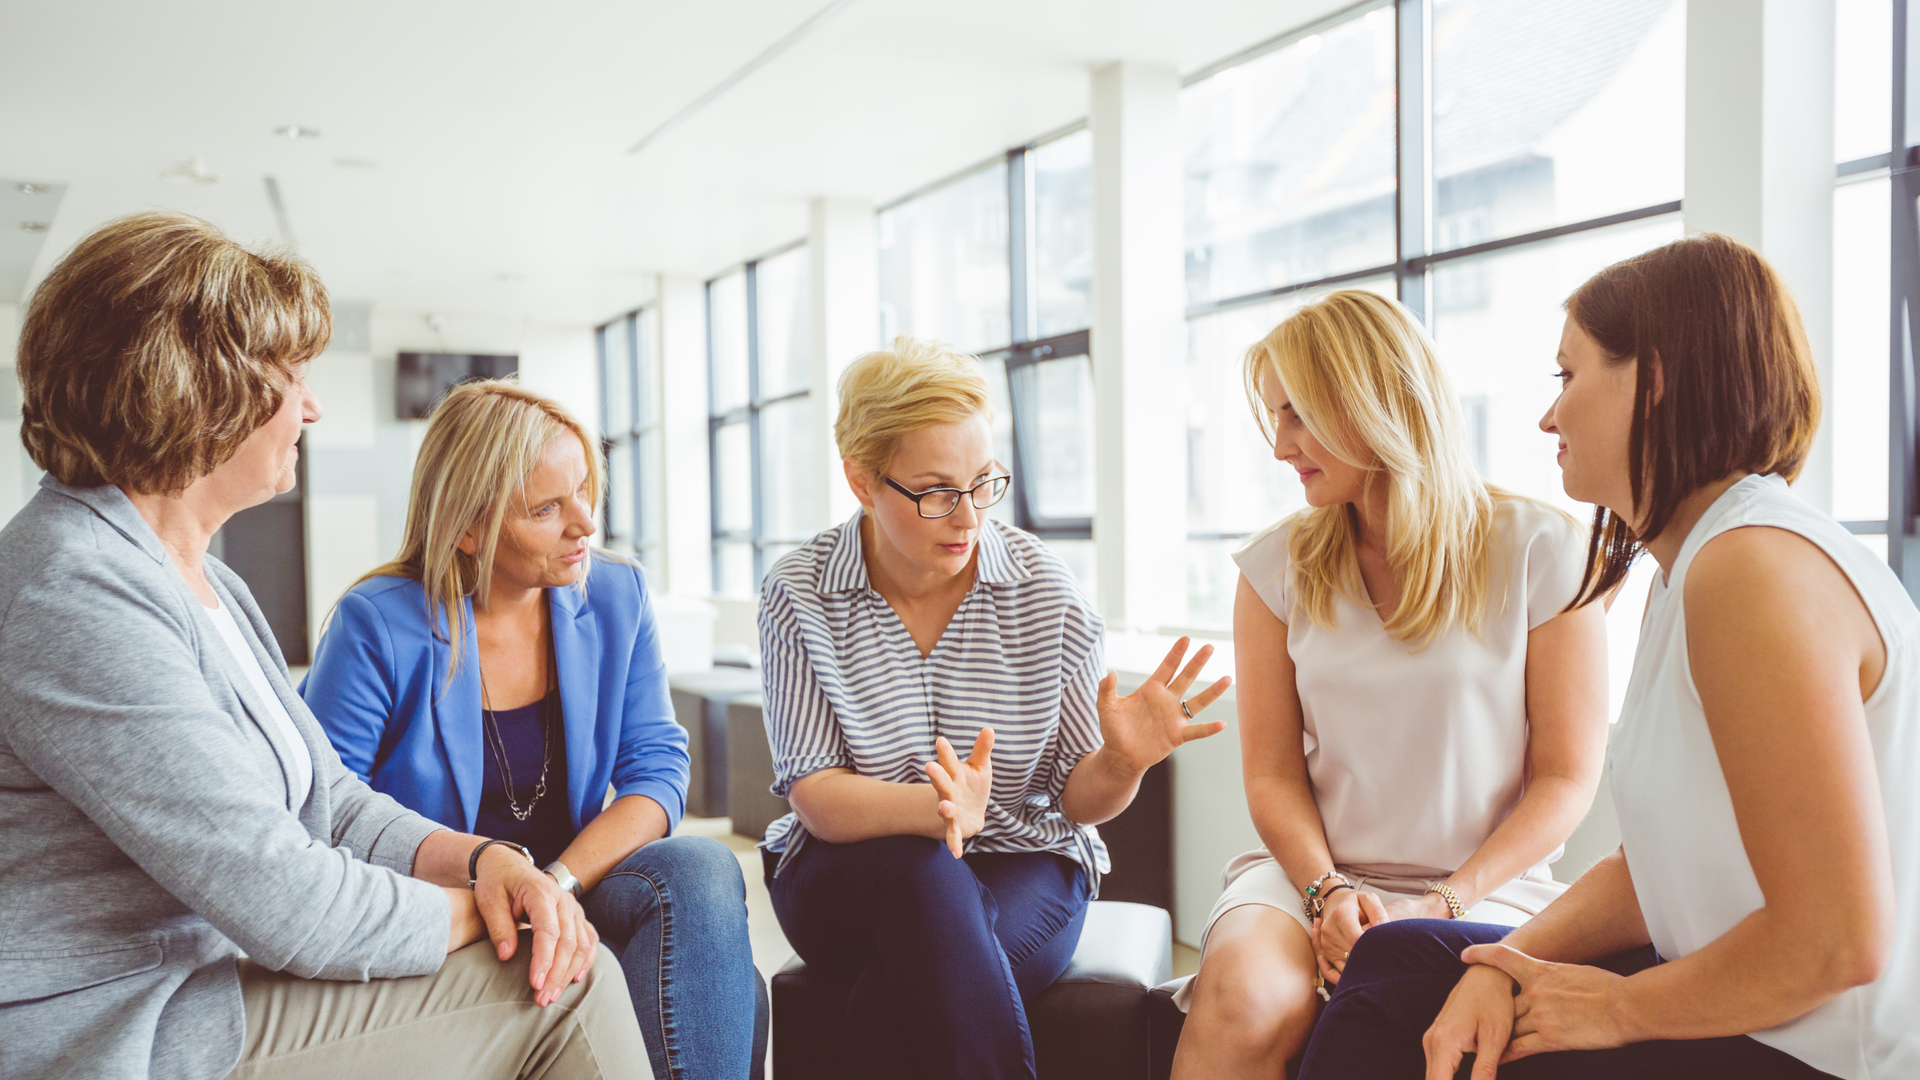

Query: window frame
<box><xmin>1176</xmin><ymin>0</ymin><xmax>1920</xmax><ymax>612</ymax></box>
<box><xmin>1884</xmin><ymin>0</ymin><xmax>1920</xmax><ymax>584</ymax></box>
<box><xmin>707</xmin><ymin>240</ymin><xmax>810</xmax><ymax>593</ymax></box>
<box><xmin>877</xmin><ymin>126</ymin><xmax>1097</xmax><ymax>543</ymax></box>
<box><xmin>595</xmin><ymin>305</ymin><xmax>662</xmax><ymax>571</ymax></box>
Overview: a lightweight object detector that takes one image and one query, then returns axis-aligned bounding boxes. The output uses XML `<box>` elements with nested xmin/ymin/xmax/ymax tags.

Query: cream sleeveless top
<box><xmin>1612</xmin><ymin>474</ymin><xmax>1920</xmax><ymax>1078</ymax></box>
<box><xmin>1233</xmin><ymin>495</ymin><xmax>1586</xmax><ymax>910</ymax></box>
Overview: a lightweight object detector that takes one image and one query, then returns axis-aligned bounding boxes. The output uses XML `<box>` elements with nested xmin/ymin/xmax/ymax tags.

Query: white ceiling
<box><xmin>0</xmin><ymin>0</ymin><xmax>1349</xmax><ymax>326</ymax></box>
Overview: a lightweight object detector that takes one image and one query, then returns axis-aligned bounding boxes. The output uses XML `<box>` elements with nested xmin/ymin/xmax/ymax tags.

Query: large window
<box><xmin>877</xmin><ymin>127</ymin><xmax>1099</xmax><ymax>588</ymax></box>
<box><xmin>1180</xmin><ymin>0</ymin><xmax>1688</xmax><ymax>625</ymax></box>
<box><xmin>596</xmin><ymin>307</ymin><xmax>662</xmax><ymax>575</ymax></box>
<box><xmin>708</xmin><ymin>243</ymin><xmax>812</xmax><ymax>595</ymax></box>
<box><xmin>1833</xmin><ymin>0</ymin><xmax>1897</xmax><ymax>563</ymax></box>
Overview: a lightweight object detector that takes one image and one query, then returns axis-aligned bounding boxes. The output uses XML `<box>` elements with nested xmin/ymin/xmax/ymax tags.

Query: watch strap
<box><xmin>467</xmin><ymin>839</ymin><xmax>535</xmax><ymax>888</ymax></box>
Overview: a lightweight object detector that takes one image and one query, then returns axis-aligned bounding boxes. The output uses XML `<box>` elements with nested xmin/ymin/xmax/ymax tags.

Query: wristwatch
<box><xmin>544</xmin><ymin>860</ymin><xmax>584</xmax><ymax>900</ymax></box>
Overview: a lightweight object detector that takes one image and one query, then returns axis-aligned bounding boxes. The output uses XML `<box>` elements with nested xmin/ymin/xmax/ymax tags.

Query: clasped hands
<box><xmin>1312</xmin><ymin>888</ymin><xmax>1453</xmax><ymax>985</ymax></box>
<box><xmin>923</xmin><ymin>637</ymin><xmax>1231</xmax><ymax>859</ymax></box>
<box><xmin>447</xmin><ymin>843</ymin><xmax>599</xmax><ymax>1007</ymax></box>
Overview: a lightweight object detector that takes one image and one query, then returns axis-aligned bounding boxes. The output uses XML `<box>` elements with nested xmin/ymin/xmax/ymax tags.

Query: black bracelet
<box><xmin>1318</xmin><ymin>883</ymin><xmax>1355</xmax><ymax>910</ymax></box>
<box><xmin>467</xmin><ymin>839</ymin><xmax>535</xmax><ymax>888</ymax></box>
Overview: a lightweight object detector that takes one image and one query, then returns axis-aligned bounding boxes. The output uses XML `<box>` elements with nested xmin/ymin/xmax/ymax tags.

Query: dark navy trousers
<box><xmin>766</xmin><ymin>835</ymin><xmax>1090</xmax><ymax>1080</ymax></box>
<box><xmin>1296</xmin><ymin>920</ymin><xmax>1838</xmax><ymax>1080</ymax></box>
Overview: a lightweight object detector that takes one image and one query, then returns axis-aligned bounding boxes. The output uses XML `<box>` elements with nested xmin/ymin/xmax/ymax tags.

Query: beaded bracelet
<box><xmin>1302</xmin><ymin>870</ymin><xmax>1352</xmax><ymax>919</ymax></box>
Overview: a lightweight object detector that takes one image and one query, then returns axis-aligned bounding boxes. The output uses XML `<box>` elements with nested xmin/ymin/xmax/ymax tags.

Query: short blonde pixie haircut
<box><xmin>18</xmin><ymin>211</ymin><xmax>331</xmax><ymax>496</ymax></box>
<box><xmin>834</xmin><ymin>336</ymin><xmax>992</xmax><ymax>475</ymax></box>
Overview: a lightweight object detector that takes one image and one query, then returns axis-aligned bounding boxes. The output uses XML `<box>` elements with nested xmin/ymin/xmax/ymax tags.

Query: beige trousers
<box><xmin>226</xmin><ymin>938</ymin><xmax>651</xmax><ymax>1080</ymax></box>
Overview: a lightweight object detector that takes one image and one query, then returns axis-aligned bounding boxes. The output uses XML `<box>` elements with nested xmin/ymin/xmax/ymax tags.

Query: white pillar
<box><xmin>657</xmin><ymin>273</ymin><xmax>714</xmax><ymax>596</ymax></box>
<box><xmin>1090</xmin><ymin>60</ymin><xmax>1188</xmax><ymax>629</ymax></box>
<box><xmin>809</xmin><ymin>196</ymin><xmax>878</xmax><ymax>530</ymax></box>
<box><xmin>1684</xmin><ymin>0</ymin><xmax>1837</xmax><ymax>511</ymax></box>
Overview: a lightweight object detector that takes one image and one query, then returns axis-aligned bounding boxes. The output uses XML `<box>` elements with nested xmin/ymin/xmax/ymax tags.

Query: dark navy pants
<box><xmin>767</xmin><ymin>835</ymin><xmax>1090</xmax><ymax>1080</ymax></box>
<box><xmin>1296</xmin><ymin>920</ymin><xmax>1837</xmax><ymax>1080</ymax></box>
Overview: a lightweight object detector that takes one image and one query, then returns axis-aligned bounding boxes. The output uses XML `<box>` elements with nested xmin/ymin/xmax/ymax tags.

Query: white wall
<box><xmin>0</xmin><ymin>302</ymin><xmax>25</xmax><ymax>529</ymax></box>
<box><xmin>302</xmin><ymin>304</ymin><xmax>600</xmax><ymax>646</ymax></box>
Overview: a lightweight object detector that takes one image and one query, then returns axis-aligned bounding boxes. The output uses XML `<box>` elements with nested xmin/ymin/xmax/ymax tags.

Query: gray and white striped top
<box><xmin>757</xmin><ymin>512</ymin><xmax>1111</xmax><ymax>887</ymax></box>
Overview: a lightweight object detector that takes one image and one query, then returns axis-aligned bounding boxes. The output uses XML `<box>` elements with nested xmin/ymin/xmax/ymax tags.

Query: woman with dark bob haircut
<box><xmin>1292</xmin><ymin>233</ymin><xmax>1919</xmax><ymax>1080</ymax></box>
<box><xmin>0</xmin><ymin>212</ymin><xmax>651</xmax><ymax>1080</ymax></box>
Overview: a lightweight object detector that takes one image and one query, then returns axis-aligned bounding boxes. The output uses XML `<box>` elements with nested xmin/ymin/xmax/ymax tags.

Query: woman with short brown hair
<box><xmin>0</xmin><ymin>212</ymin><xmax>647</xmax><ymax>1080</ymax></box>
<box><xmin>1293</xmin><ymin>233</ymin><xmax>1919</xmax><ymax>1080</ymax></box>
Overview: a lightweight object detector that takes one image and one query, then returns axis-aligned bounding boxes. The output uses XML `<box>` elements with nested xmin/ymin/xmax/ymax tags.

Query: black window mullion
<box><xmin>1394</xmin><ymin>0</ymin><xmax>1433</xmax><ymax>323</ymax></box>
<box><xmin>1008</xmin><ymin>146</ymin><xmax>1033</xmax><ymax>348</ymax></box>
<box><xmin>745</xmin><ymin>259</ymin><xmax>765</xmax><ymax>587</ymax></box>
<box><xmin>1890</xmin><ymin>0</ymin><xmax>1920</xmax><ymax>582</ymax></box>
<box><xmin>707</xmin><ymin>277</ymin><xmax>724</xmax><ymax>592</ymax></box>
<box><xmin>629</xmin><ymin>305</ymin><xmax>645</xmax><ymax>549</ymax></box>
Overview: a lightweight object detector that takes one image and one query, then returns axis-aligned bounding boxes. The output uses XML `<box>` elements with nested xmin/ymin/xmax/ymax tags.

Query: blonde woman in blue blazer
<box><xmin>303</xmin><ymin>379</ymin><xmax>765</xmax><ymax>1080</ymax></box>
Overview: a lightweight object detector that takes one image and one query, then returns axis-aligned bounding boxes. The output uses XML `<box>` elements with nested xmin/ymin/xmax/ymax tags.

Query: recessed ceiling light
<box><xmin>274</xmin><ymin>125</ymin><xmax>322</xmax><ymax>140</ymax></box>
<box><xmin>16</xmin><ymin>182</ymin><xmax>49</xmax><ymax>195</ymax></box>
<box><xmin>161</xmin><ymin>158</ymin><xmax>220</xmax><ymax>184</ymax></box>
<box><xmin>20</xmin><ymin>222</ymin><xmax>48</xmax><ymax>233</ymax></box>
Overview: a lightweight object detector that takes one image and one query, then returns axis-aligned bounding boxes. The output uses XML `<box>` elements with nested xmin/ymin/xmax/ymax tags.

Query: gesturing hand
<box><xmin>1459</xmin><ymin>944</ymin><xmax>1634</xmax><ymax>1064</ymax></box>
<box><xmin>926</xmin><ymin>729</ymin><xmax>994</xmax><ymax>858</ymax></box>
<box><xmin>1097</xmin><ymin>637</ymin><xmax>1233</xmax><ymax>776</ymax></box>
<box><xmin>473</xmin><ymin>844</ymin><xmax>600</xmax><ymax>1006</ymax></box>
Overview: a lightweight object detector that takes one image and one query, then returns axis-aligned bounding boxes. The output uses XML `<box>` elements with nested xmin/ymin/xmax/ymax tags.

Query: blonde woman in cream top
<box><xmin>1171</xmin><ymin>290</ymin><xmax>1610</xmax><ymax>1079</ymax></box>
<box><xmin>1312</xmin><ymin>235</ymin><xmax>1916</xmax><ymax>1080</ymax></box>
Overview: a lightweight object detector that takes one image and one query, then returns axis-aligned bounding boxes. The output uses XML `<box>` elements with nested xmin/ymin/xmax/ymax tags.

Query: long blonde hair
<box><xmin>1246</xmin><ymin>290</ymin><xmax>1508</xmax><ymax>647</ymax></box>
<box><xmin>355</xmin><ymin>378</ymin><xmax>604</xmax><ymax>678</ymax></box>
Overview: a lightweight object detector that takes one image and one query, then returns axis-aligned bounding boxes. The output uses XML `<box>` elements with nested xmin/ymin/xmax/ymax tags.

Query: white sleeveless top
<box><xmin>1612</xmin><ymin>474</ymin><xmax>1920</xmax><ymax>1078</ymax></box>
<box><xmin>1234</xmin><ymin>495</ymin><xmax>1586</xmax><ymax>911</ymax></box>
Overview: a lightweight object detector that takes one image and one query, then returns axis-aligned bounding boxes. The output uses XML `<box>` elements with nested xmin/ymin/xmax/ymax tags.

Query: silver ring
<box><xmin>1180</xmin><ymin>700</ymin><xmax>1194</xmax><ymax>720</ymax></box>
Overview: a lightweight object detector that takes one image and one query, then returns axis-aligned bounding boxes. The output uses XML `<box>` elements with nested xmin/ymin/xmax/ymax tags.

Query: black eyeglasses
<box><xmin>883</xmin><ymin>474</ymin><xmax>1013</xmax><ymax>519</ymax></box>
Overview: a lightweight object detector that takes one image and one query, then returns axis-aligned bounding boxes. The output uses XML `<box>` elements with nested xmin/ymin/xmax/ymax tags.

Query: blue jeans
<box><xmin>767</xmin><ymin>835</ymin><xmax>1091</xmax><ymax>1080</ymax></box>
<box><xmin>581</xmin><ymin>834</ymin><xmax>768</xmax><ymax>1080</ymax></box>
<box><xmin>1297</xmin><ymin>920</ymin><xmax>1837</xmax><ymax>1079</ymax></box>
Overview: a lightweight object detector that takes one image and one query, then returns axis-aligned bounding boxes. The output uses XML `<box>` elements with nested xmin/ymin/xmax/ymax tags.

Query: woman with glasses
<box><xmin>758</xmin><ymin>336</ymin><xmax>1229</xmax><ymax>1080</ymax></box>
<box><xmin>302</xmin><ymin>379</ymin><xmax>766</xmax><ymax>1080</ymax></box>
<box><xmin>1171</xmin><ymin>291</ymin><xmax>1611</xmax><ymax>1077</ymax></box>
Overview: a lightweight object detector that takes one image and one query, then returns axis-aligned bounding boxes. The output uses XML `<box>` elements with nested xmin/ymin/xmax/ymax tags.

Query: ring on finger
<box><xmin>1180</xmin><ymin>700</ymin><xmax>1194</xmax><ymax>719</ymax></box>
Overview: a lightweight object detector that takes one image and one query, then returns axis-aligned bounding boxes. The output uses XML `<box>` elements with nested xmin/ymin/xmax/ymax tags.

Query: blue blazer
<box><xmin>300</xmin><ymin>554</ymin><xmax>689</xmax><ymax>838</ymax></box>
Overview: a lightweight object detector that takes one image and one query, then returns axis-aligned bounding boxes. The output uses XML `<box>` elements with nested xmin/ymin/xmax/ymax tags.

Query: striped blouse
<box><xmin>757</xmin><ymin>512</ymin><xmax>1111</xmax><ymax>888</ymax></box>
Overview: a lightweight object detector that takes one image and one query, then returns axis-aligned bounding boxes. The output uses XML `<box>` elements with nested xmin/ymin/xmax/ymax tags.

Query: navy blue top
<box><xmin>302</xmin><ymin>555</ymin><xmax>690</xmax><ymax>840</ymax></box>
<box><xmin>475</xmin><ymin>689</ymin><xmax>574</xmax><ymax>865</ymax></box>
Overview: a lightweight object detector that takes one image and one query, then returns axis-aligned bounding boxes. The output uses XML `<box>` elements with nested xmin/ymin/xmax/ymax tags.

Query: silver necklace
<box><xmin>478</xmin><ymin>657</ymin><xmax>553</xmax><ymax>822</ymax></box>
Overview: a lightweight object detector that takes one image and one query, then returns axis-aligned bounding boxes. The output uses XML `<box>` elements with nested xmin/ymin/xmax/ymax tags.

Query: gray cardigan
<box><xmin>0</xmin><ymin>478</ymin><xmax>451</xmax><ymax>1080</ymax></box>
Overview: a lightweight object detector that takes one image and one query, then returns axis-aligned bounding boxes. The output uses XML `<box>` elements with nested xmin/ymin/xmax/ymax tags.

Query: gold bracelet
<box><xmin>1426</xmin><ymin>881</ymin><xmax>1467</xmax><ymax>919</ymax></box>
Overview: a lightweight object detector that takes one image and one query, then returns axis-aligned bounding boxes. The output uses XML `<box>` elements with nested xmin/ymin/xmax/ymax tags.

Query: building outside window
<box><xmin>877</xmin><ymin>126</ymin><xmax>1099</xmax><ymax>590</ymax></box>
<box><xmin>595</xmin><ymin>306</ymin><xmax>663</xmax><ymax>576</ymax></box>
<box><xmin>708</xmin><ymin>242</ymin><xmax>812</xmax><ymax>595</ymax></box>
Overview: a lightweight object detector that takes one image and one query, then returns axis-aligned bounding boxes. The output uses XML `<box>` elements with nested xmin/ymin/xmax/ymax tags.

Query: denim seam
<box><xmin>602</xmin><ymin>867</ymin><xmax>678</xmax><ymax>1080</ymax></box>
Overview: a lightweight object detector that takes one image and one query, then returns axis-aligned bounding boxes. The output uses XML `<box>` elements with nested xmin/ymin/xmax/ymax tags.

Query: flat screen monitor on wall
<box><xmin>395</xmin><ymin>352</ymin><xmax>518</xmax><ymax>419</ymax></box>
